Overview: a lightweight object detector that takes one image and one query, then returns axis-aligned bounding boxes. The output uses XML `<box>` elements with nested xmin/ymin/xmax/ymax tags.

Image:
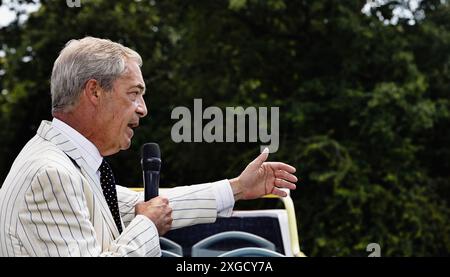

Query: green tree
<box><xmin>1</xmin><ymin>0</ymin><xmax>449</xmax><ymax>256</ymax></box>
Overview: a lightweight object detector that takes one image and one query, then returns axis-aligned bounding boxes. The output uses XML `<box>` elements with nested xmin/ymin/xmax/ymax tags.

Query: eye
<box><xmin>129</xmin><ymin>91</ymin><xmax>139</xmax><ymax>100</ymax></box>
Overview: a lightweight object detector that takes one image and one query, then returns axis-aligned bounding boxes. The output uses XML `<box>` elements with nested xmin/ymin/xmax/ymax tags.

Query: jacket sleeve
<box><xmin>116</xmin><ymin>182</ymin><xmax>220</xmax><ymax>231</ymax></box>
<box><xmin>116</xmin><ymin>185</ymin><xmax>142</xmax><ymax>228</ymax></box>
<box><xmin>19</xmin><ymin>167</ymin><xmax>160</xmax><ymax>257</ymax></box>
<box><xmin>162</xmin><ymin>183</ymin><xmax>218</xmax><ymax>229</ymax></box>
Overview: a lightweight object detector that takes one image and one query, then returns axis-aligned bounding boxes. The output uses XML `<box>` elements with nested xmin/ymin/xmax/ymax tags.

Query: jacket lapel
<box><xmin>37</xmin><ymin>121</ymin><xmax>120</xmax><ymax>240</ymax></box>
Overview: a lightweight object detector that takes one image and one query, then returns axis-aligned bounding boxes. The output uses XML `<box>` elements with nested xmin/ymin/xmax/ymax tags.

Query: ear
<box><xmin>83</xmin><ymin>79</ymin><xmax>102</xmax><ymax>106</ymax></box>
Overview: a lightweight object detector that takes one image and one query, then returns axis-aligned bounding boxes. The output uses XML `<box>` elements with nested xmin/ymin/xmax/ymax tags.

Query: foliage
<box><xmin>0</xmin><ymin>0</ymin><xmax>449</xmax><ymax>256</ymax></box>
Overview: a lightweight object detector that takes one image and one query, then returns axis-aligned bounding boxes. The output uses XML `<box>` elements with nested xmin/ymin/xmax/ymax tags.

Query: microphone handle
<box><xmin>144</xmin><ymin>170</ymin><xmax>160</xmax><ymax>201</ymax></box>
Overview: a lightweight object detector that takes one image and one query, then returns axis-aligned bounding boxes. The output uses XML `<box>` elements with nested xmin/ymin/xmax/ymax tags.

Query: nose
<box><xmin>136</xmin><ymin>95</ymin><xmax>148</xmax><ymax>118</ymax></box>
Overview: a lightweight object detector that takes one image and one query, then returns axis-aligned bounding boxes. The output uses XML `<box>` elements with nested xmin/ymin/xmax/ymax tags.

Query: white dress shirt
<box><xmin>51</xmin><ymin>118</ymin><xmax>235</xmax><ymax>216</ymax></box>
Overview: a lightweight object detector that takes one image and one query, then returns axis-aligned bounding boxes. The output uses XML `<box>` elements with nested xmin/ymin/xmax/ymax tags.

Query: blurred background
<box><xmin>0</xmin><ymin>0</ymin><xmax>449</xmax><ymax>256</ymax></box>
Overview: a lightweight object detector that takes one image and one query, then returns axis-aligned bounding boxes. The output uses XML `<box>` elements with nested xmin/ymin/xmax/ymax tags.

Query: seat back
<box><xmin>219</xmin><ymin>247</ymin><xmax>285</xmax><ymax>257</ymax></box>
<box><xmin>191</xmin><ymin>231</ymin><xmax>275</xmax><ymax>257</ymax></box>
<box><xmin>165</xmin><ymin>210</ymin><xmax>288</xmax><ymax>256</ymax></box>
<box><xmin>160</xmin><ymin>237</ymin><xmax>183</xmax><ymax>256</ymax></box>
<box><xmin>161</xmin><ymin>249</ymin><xmax>182</xmax><ymax>257</ymax></box>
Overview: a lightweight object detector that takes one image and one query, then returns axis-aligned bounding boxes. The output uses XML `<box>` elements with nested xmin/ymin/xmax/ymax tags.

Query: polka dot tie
<box><xmin>99</xmin><ymin>159</ymin><xmax>123</xmax><ymax>233</ymax></box>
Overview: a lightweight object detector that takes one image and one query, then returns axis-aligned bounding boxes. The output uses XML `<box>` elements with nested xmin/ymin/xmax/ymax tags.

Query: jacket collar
<box><xmin>36</xmin><ymin>120</ymin><xmax>121</xmax><ymax>238</ymax></box>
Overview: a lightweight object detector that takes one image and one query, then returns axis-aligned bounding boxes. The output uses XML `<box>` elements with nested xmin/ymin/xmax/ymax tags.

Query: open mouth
<box><xmin>128</xmin><ymin>122</ymin><xmax>139</xmax><ymax>129</ymax></box>
<box><xmin>127</xmin><ymin>123</ymin><xmax>139</xmax><ymax>137</ymax></box>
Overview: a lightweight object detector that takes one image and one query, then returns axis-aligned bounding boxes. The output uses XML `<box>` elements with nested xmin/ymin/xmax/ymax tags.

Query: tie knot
<box><xmin>100</xmin><ymin>159</ymin><xmax>116</xmax><ymax>182</ymax></box>
<box><xmin>100</xmin><ymin>159</ymin><xmax>112</xmax><ymax>174</ymax></box>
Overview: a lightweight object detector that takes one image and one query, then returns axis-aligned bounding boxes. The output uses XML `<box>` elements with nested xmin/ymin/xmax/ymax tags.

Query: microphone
<box><xmin>141</xmin><ymin>143</ymin><xmax>161</xmax><ymax>201</ymax></box>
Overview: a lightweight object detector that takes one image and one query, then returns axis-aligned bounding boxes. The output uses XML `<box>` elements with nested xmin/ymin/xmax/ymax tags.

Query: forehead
<box><xmin>121</xmin><ymin>61</ymin><xmax>144</xmax><ymax>83</ymax></box>
<box><xmin>112</xmin><ymin>60</ymin><xmax>146</xmax><ymax>94</ymax></box>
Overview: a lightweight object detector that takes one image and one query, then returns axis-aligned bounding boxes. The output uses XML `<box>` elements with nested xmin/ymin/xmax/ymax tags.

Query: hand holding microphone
<box><xmin>135</xmin><ymin>198</ymin><xmax>172</xmax><ymax>235</ymax></box>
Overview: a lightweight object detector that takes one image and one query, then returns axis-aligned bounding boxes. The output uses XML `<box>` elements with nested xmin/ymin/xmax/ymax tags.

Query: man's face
<box><xmin>97</xmin><ymin>60</ymin><xmax>147</xmax><ymax>156</ymax></box>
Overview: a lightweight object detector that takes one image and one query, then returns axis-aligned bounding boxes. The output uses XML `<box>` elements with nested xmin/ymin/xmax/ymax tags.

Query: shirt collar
<box><xmin>51</xmin><ymin>118</ymin><xmax>103</xmax><ymax>174</ymax></box>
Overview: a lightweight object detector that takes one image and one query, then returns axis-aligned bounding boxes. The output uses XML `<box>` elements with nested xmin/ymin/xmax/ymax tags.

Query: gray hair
<box><xmin>51</xmin><ymin>37</ymin><xmax>142</xmax><ymax>113</ymax></box>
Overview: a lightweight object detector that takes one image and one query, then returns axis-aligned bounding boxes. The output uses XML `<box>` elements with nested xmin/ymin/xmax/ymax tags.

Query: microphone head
<box><xmin>141</xmin><ymin>143</ymin><xmax>161</xmax><ymax>171</ymax></box>
<box><xmin>142</xmin><ymin>143</ymin><xmax>161</xmax><ymax>159</ymax></box>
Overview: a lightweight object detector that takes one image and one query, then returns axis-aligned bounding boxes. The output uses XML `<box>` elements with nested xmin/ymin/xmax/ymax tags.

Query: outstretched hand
<box><xmin>229</xmin><ymin>148</ymin><xmax>298</xmax><ymax>201</ymax></box>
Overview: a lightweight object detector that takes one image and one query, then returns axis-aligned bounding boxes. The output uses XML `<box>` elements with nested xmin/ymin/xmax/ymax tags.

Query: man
<box><xmin>0</xmin><ymin>37</ymin><xmax>298</xmax><ymax>257</ymax></box>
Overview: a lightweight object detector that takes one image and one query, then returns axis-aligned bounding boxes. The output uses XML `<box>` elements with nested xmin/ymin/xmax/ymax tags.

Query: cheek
<box><xmin>108</xmin><ymin>100</ymin><xmax>135</xmax><ymax>132</ymax></box>
<box><xmin>120</xmin><ymin>110</ymin><xmax>134</xmax><ymax>130</ymax></box>
<box><xmin>101</xmin><ymin>103</ymin><xmax>117</xmax><ymax>123</ymax></box>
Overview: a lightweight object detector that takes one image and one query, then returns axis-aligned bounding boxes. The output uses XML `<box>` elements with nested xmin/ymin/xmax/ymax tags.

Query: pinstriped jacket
<box><xmin>0</xmin><ymin>121</ymin><xmax>220</xmax><ymax>257</ymax></box>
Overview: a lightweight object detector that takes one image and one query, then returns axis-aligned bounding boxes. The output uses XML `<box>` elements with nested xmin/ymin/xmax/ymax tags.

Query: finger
<box><xmin>160</xmin><ymin>197</ymin><xmax>169</xmax><ymax>205</ymax></box>
<box><xmin>275</xmin><ymin>170</ymin><xmax>298</xmax><ymax>183</ymax></box>
<box><xmin>275</xmin><ymin>178</ymin><xmax>297</xmax><ymax>190</ymax></box>
<box><xmin>149</xmin><ymin>204</ymin><xmax>166</xmax><ymax>209</ymax></box>
<box><xmin>160</xmin><ymin>228</ymin><xmax>169</xmax><ymax>236</ymax></box>
<box><xmin>270</xmin><ymin>187</ymin><xmax>288</xmax><ymax>197</ymax></box>
<box><xmin>265</xmin><ymin>162</ymin><xmax>296</xmax><ymax>173</ymax></box>
<box><xmin>165</xmin><ymin>219</ymin><xmax>173</xmax><ymax>230</ymax></box>
<box><xmin>251</xmin><ymin>147</ymin><xmax>269</xmax><ymax>167</ymax></box>
<box><xmin>164</xmin><ymin>206</ymin><xmax>172</xmax><ymax>215</ymax></box>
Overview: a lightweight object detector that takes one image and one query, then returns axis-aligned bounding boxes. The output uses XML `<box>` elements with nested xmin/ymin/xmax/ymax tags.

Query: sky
<box><xmin>0</xmin><ymin>0</ymin><xmax>40</xmax><ymax>27</ymax></box>
<box><xmin>0</xmin><ymin>0</ymin><xmax>423</xmax><ymax>28</ymax></box>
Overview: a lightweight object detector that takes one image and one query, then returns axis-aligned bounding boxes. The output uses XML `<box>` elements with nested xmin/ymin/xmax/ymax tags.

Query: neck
<box><xmin>53</xmin><ymin>108</ymin><xmax>103</xmax><ymax>154</ymax></box>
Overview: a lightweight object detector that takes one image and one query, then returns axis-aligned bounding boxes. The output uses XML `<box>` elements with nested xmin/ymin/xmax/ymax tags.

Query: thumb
<box><xmin>251</xmin><ymin>147</ymin><xmax>269</xmax><ymax>167</ymax></box>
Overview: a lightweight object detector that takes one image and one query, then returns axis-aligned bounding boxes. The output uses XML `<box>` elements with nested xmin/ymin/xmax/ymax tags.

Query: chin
<box><xmin>121</xmin><ymin>140</ymin><xmax>132</xmax><ymax>150</ymax></box>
